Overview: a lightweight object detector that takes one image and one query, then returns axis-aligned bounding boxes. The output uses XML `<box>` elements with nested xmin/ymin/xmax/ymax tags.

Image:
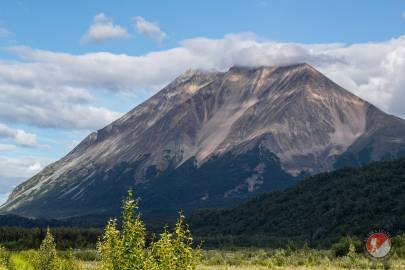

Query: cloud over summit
<box><xmin>2</xmin><ymin>33</ymin><xmax>405</xmax><ymax>133</ymax></box>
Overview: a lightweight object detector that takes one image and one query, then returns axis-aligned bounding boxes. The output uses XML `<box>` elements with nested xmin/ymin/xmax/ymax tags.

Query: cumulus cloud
<box><xmin>82</xmin><ymin>13</ymin><xmax>130</xmax><ymax>43</ymax></box>
<box><xmin>134</xmin><ymin>16</ymin><xmax>167</xmax><ymax>44</ymax></box>
<box><xmin>0</xmin><ymin>123</ymin><xmax>37</xmax><ymax>147</ymax></box>
<box><xmin>2</xmin><ymin>33</ymin><xmax>405</xmax><ymax>130</ymax></box>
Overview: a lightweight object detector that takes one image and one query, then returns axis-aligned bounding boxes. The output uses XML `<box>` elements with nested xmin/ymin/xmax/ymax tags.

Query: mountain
<box><xmin>188</xmin><ymin>157</ymin><xmax>405</xmax><ymax>248</ymax></box>
<box><xmin>2</xmin><ymin>63</ymin><xmax>405</xmax><ymax>220</ymax></box>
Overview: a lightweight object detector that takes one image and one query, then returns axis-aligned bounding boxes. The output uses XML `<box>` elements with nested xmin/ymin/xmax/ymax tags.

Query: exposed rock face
<box><xmin>2</xmin><ymin>63</ymin><xmax>405</xmax><ymax>219</ymax></box>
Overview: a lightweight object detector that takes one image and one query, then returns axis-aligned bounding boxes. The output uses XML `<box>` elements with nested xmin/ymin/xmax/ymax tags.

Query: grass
<box><xmin>8</xmin><ymin>253</ymin><xmax>35</xmax><ymax>270</ymax></box>
<box><xmin>2</xmin><ymin>248</ymin><xmax>405</xmax><ymax>269</ymax></box>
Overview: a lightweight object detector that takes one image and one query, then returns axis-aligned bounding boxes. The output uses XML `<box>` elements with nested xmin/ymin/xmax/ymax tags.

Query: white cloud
<box><xmin>28</xmin><ymin>161</ymin><xmax>43</xmax><ymax>172</ymax></box>
<box><xmin>14</xmin><ymin>129</ymin><xmax>37</xmax><ymax>147</ymax></box>
<box><xmin>0</xmin><ymin>77</ymin><xmax>123</xmax><ymax>129</ymax></box>
<box><xmin>0</xmin><ymin>155</ymin><xmax>52</xmax><ymax>203</ymax></box>
<box><xmin>1</xmin><ymin>33</ymin><xmax>405</xmax><ymax>130</ymax></box>
<box><xmin>0</xmin><ymin>144</ymin><xmax>16</xmax><ymax>152</ymax></box>
<box><xmin>402</xmin><ymin>10</ymin><xmax>405</xmax><ymax>19</ymax></box>
<box><xmin>0</xmin><ymin>156</ymin><xmax>47</xmax><ymax>179</ymax></box>
<box><xmin>134</xmin><ymin>16</ymin><xmax>167</xmax><ymax>44</ymax></box>
<box><xmin>0</xmin><ymin>123</ymin><xmax>37</xmax><ymax>147</ymax></box>
<box><xmin>82</xmin><ymin>13</ymin><xmax>129</xmax><ymax>43</ymax></box>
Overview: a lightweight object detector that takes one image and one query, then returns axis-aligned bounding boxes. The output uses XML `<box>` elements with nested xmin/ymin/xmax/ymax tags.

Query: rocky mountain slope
<box><xmin>2</xmin><ymin>63</ymin><xmax>405</xmax><ymax>219</ymax></box>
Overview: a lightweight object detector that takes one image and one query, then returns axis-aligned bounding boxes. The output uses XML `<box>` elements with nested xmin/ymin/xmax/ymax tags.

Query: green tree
<box><xmin>97</xmin><ymin>190</ymin><xmax>149</xmax><ymax>270</ymax></box>
<box><xmin>97</xmin><ymin>190</ymin><xmax>200</xmax><ymax>270</ymax></box>
<box><xmin>34</xmin><ymin>228</ymin><xmax>60</xmax><ymax>270</ymax></box>
<box><xmin>97</xmin><ymin>219</ymin><xmax>123</xmax><ymax>270</ymax></box>
<box><xmin>150</xmin><ymin>230</ymin><xmax>176</xmax><ymax>270</ymax></box>
<box><xmin>172</xmin><ymin>213</ymin><xmax>201</xmax><ymax>269</ymax></box>
<box><xmin>121</xmin><ymin>190</ymin><xmax>148</xmax><ymax>270</ymax></box>
<box><xmin>150</xmin><ymin>213</ymin><xmax>200</xmax><ymax>270</ymax></box>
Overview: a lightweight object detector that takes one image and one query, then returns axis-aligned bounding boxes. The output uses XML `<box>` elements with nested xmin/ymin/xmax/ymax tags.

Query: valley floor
<box><xmin>5</xmin><ymin>248</ymin><xmax>405</xmax><ymax>270</ymax></box>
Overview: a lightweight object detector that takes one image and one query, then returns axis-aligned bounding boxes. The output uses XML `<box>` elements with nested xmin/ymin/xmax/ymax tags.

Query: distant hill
<box><xmin>188</xmin><ymin>158</ymin><xmax>405</xmax><ymax>248</ymax></box>
<box><xmin>0</xmin><ymin>214</ymin><xmax>106</xmax><ymax>228</ymax></box>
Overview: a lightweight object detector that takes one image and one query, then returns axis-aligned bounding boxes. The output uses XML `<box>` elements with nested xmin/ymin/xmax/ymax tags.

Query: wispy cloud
<box><xmin>0</xmin><ymin>123</ymin><xmax>37</xmax><ymax>147</ymax></box>
<box><xmin>0</xmin><ymin>144</ymin><xmax>16</xmax><ymax>152</ymax></box>
<box><xmin>402</xmin><ymin>10</ymin><xmax>405</xmax><ymax>19</ymax></box>
<box><xmin>0</xmin><ymin>26</ymin><xmax>10</xmax><ymax>38</ymax></box>
<box><xmin>81</xmin><ymin>13</ymin><xmax>130</xmax><ymax>43</ymax></box>
<box><xmin>134</xmin><ymin>16</ymin><xmax>167</xmax><ymax>44</ymax></box>
<box><xmin>0</xmin><ymin>155</ymin><xmax>52</xmax><ymax>203</ymax></box>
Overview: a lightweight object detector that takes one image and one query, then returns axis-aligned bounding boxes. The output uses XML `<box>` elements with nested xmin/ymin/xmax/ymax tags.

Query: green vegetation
<box><xmin>0</xmin><ymin>190</ymin><xmax>201</xmax><ymax>270</ymax></box>
<box><xmin>0</xmin><ymin>152</ymin><xmax>405</xmax><ymax>269</ymax></box>
<box><xmin>0</xmin><ymin>231</ymin><xmax>80</xmax><ymax>270</ymax></box>
<box><xmin>0</xmin><ymin>227</ymin><xmax>101</xmax><ymax>250</ymax></box>
<box><xmin>97</xmin><ymin>190</ymin><xmax>200</xmax><ymax>270</ymax></box>
<box><xmin>189</xmin><ymin>158</ymin><xmax>405</xmax><ymax>247</ymax></box>
<box><xmin>0</xmin><ymin>218</ymin><xmax>405</xmax><ymax>269</ymax></box>
<box><xmin>1</xmin><ymin>240</ymin><xmax>405</xmax><ymax>269</ymax></box>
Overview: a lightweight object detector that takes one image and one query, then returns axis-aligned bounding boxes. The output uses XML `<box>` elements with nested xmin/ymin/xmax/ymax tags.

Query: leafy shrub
<box><xmin>331</xmin><ymin>236</ymin><xmax>362</xmax><ymax>257</ymax></box>
<box><xmin>59</xmin><ymin>250</ymin><xmax>80</xmax><ymax>270</ymax></box>
<box><xmin>0</xmin><ymin>245</ymin><xmax>10</xmax><ymax>267</ymax></box>
<box><xmin>150</xmin><ymin>214</ymin><xmax>201</xmax><ymax>270</ymax></box>
<box><xmin>28</xmin><ymin>228</ymin><xmax>80</xmax><ymax>270</ymax></box>
<box><xmin>393</xmin><ymin>233</ymin><xmax>405</xmax><ymax>258</ymax></box>
<box><xmin>8</xmin><ymin>250</ymin><xmax>36</xmax><ymax>270</ymax></box>
<box><xmin>33</xmin><ymin>228</ymin><xmax>60</xmax><ymax>270</ymax></box>
<box><xmin>72</xmin><ymin>249</ymin><xmax>99</xmax><ymax>261</ymax></box>
<box><xmin>97</xmin><ymin>190</ymin><xmax>200</xmax><ymax>270</ymax></box>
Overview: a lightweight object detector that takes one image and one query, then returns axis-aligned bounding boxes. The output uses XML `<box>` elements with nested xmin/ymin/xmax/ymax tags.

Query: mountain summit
<box><xmin>3</xmin><ymin>63</ymin><xmax>405</xmax><ymax>219</ymax></box>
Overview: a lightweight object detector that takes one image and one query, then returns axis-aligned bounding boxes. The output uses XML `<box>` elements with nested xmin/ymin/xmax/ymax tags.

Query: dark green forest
<box><xmin>188</xmin><ymin>157</ymin><xmax>405</xmax><ymax>248</ymax></box>
<box><xmin>0</xmin><ymin>227</ymin><xmax>101</xmax><ymax>250</ymax></box>
<box><xmin>1</xmin><ymin>157</ymin><xmax>404</xmax><ymax>250</ymax></box>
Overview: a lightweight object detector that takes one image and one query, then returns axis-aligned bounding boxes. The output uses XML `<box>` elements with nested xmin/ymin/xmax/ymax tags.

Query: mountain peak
<box><xmin>227</xmin><ymin>63</ymin><xmax>313</xmax><ymax>72</ymax></box>
<box><xmin>175</xmin><ymin>68</ymin><xmax>219</xmax><ymax>82</ymax></box>
<box><xmin>3</xmin><ymin>63</ymin><xmax>405</xmax><ymax>220</ymax></box>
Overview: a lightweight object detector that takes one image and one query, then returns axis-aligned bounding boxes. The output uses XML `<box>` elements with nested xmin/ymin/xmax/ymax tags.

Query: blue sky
<box><xmin>1</xmin><ymin>0</ymin><xmax>405</xmax><ymax>203</ymax></box>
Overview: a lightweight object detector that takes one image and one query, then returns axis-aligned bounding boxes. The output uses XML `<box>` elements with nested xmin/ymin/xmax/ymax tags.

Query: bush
<box><xmin>72</xmin><ymin>249</ymin><xmax>99</xmax><ymax>261</ymax></box>
<box><xmin>33</xmin><ymin>228</ymin><xmax>60</xmax><ymax>270</ymax></box>
<box><xmin>0</xmin><ymin>245</ymin><xmax>10</xmax><ymax>267</ymax></box>
<box><xmin>29</xmin><ymin>228</ymin><xmax>80</xmax><ymax>270</ymax></box>
<box><xmin>59</xmin><ymin>250</ymin><xmax>80</xmax><ymax>270</ymax></box>
<box><xmin>8</xmin><ymin>250</ymin><xmax>36</xmax><ymax>270</ymax></box>
<box><xmin>97</xmin><ymin>190</ymin><xmax>200</xmax><ymax>270</ymax></box>
<box><xmin>150</xmin><ymin>214</ymin><xmax>201</xmax><ymax>270</ymax></box>
<box><xmin>393</xmin><ymin>233</ymin><xmax>405</xmax><ymax>258</ymax></box>
<box><xmin>331</xmin><ymin>236</ymin><xmax>362</xmax><ymax>257</ymax></box>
